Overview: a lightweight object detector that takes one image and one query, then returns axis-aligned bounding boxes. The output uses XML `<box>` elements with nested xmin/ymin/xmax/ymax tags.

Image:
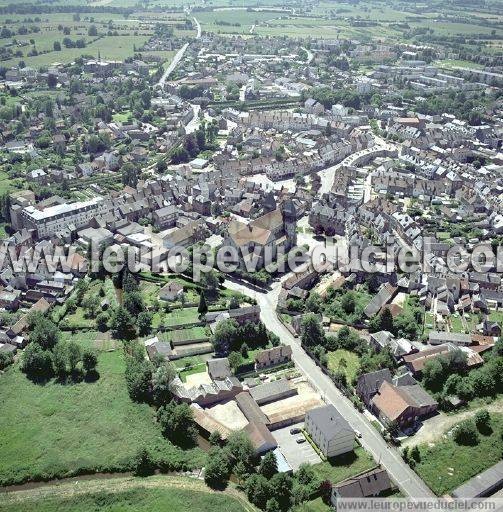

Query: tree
<box><xmin>157</xmin><ymin>401</ymin><xmax>197</xmax><ymax>446</ymax></box>
<box><xmin>266</xmin><ymin>498</ymin><xmax>281</xmax><ymax>512</ymax></box>
<box><xmin>133</xmin><ymin>446</ymin><xmax>154</xmax><ymax>476</ymax></box>
<box><xmin>341</xmin><ymin>292</ymin><xmax>356</xmax><ymax>314</ymax></box>
<box><xmin>259</xmin><ymin>451</ymin><xmax>278</xmax><ymax>479</ymax></box>
<box><xmin>410</xmin><ymin>445</ymin><xmax>421</xmax><ymax>462</ymax></box>
<box><xmin>246</xmin><ymin>474</ymin><xmax>272</xmax><ymax>510</ymax></box>
<box><xmin>212</xmin><ymin>318</ymin><xmax>238</xmax><ymax>356</ymax></box>
<box><xmin>270</xmin><ymin>472</ymin><xmax>293</xmax><ymax>511</ymax></box>
<box><xmin>305</xmin><ymin>293</ymin><xmax>322</xmax><ymax>314</ymax></box>
<box><xmin>88</xmin><ymin>25</ymin><xmax>98</xmax><ymax>36</ymax></box>
<box><xmin>53</xmin><ymin>41</ymin><xmax>61</xmax><ymax>51</ymax></box>
<box><xmin>205</xmin><ymin>447</ymin><xmax>231</xmax><ymax>489</ymax></box>
<box><xmin>21</xmin><ymin>343</ymin><xmax>53</xmax><ymax>379</ymax></box>
<box><xmin>123</xmin><ymin>290</ymin><xmax>144</xmax><ymax>319</ymax></box>
<box><xmin>474</xmin><ymin>409</ymin><xmax>491</xmax><ymax>432</ymax></box>
<box><xmin>95</xmin><ymin>312</ymin><xmax>109</xmax><ymax>332</ymax></box>
<box><xmin>209</xmin><ymin>431</ymin><xmax>222</xmax><ymax>446</ymax></box>
<box><xmin>422</xmin><ymin>358</ymin><xmax>445</xmax><ymax>392</ymax></box>
<box><xmin>228</xmin><ymin>351</ymin><xmax>242</xmax><ymax>373</ymax></box>
<box><xmin>29</xmin><ymin>315</ymin><xmax>60</xmax><ymax>350</ymax></box>
<box><xmin>300</xmin><ymin>313</ymin><xmax>325</xmax><ymax>348</ymax></box>
<box><xmin>137</xmin><ymin>311</ymin><xmax>152</xmax><ymax>336</ymax></box>
<box><xmin>453</xmin><ymin>419</ymin><xmax>479</xmax><ymax>445</ymax></box>
<box><xmin>0</xmin><ymin>351</ymin><xmax>14</xmax><ymax>370</ymax></box>
<box><xmin>225</xmin><ymin>431</ymin><xmax>255</xmax><ymax>470</ymax></box>
<box><xmin>110</xmin><ymin>306</ymin><xmax>134</xmax><ymax>339</ymax></box>
<box><xmin>197</xmin><ymin>292</ymin><xmax>208</xmax><ymax>317</ymax></box>
<box><xmin>152</xmin><ymin>362</ymin><xmax>176</xmax><ymax>405</ymax></box>
<box><xmin>82</xmin><ymin>350</ymin><xmax>98</xmax><ymax>374</ymax></box>
<box><xmin>125</xmin><ymin>357</ymin><xmax>152</xmax><ymax>402</ymax></box>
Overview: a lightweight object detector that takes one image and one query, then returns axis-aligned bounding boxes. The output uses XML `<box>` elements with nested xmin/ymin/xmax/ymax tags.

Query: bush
<box><xmin>453</xmin><ymin>419</ymin><xmax>479</xmax><ymax>446</ymax></box>
<box><xmin>474</xmin><ymin>410</ymin><xmax>491</xmax><ymax>433</ymax></box>
<box><xmin>0</xmin><ymin>351</ymin><xmax>14</xmax><ymax>370</ymax></box>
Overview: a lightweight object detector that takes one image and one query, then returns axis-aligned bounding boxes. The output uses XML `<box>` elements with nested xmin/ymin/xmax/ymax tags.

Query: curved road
<box><xmin>223</xmin><ymin>278</ymin><xmax>435</xmax><ymax>498</ymax></box>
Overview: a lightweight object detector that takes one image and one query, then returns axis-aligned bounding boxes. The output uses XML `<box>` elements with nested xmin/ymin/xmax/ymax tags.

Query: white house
<box><xmin>305</xmin><ymin>405</ymin><xmax>355</xmax><ymax>458</ymax></box>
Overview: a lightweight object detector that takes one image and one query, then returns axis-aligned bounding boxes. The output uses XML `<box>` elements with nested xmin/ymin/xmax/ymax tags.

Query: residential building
<box><xmin>305</xmin><ymin>404</ymin><xmax>355</xmax><ymax>458</ymax></box>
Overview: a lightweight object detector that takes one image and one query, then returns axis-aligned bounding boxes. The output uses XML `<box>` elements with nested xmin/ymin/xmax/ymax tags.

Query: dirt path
<box><xmin>0</xmin><ymin>474</ymin><xmax>257</xmax><ymax>512</ymax></box>
<box><xmin>402</xmin><ymin>397</ymin><xmax>503</xmax><ymax>448</ymax></box>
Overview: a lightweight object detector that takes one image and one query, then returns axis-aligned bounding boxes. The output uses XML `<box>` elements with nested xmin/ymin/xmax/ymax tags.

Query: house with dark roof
<box><xmin>249</xmin><ymin>378</ymin><xmax>297</xmax><ymax>406</ymax></box>
<box><xmin>356</xmin><ymin>369</ymin><xmax>393</xmax><ymax>408</ymax></box>
<box><xmin>235</xmin><ymin>391</ymin><xmax>270</xmax><ymax>425</ymax></box>
<box><xmin>243</xmin><ymin>421</ymin><xmax>278</xmax><ymax>455</ymax></box>
<box><xmin>305</xmin><ymin>404</ymin><xmax>355</xmax><ymax>458</ymax></box>
<box><xmin>364</xmin><ymin>283</ymin><xmax>398</xmax><ymax>318</ymax></box>
<box><xmin>331</xmin><ymin>467</ymin><xmax>392</xmax><ymax>504</ymax></box>
<box><xmin>452</xmin><ymin>460</ymin><xmax>503</xmax><ymax>498</ymax></box>
<box><xmin>207</xmin><ymin>358</ymin><xmax>231</xmax><ymax>380</ymax></box>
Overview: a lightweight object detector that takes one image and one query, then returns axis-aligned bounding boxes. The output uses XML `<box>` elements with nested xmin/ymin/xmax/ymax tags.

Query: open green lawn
<box><xmin>294</xmin><ymin>497</ymin><xmax>330</xmax><ymax>512</ymax></box>
<box><xmin>414</xmin><ymin>414</ymin><xmax>503</xmax><ymax>496</ymax></box>
<box><xmin>327</xmin><ymin>349</ymin><xmax>360</xmax><ymax>385</ymax></box>
<box><xmin>0</xmin><ymin>476</ymin><xmax>250</xmax><ymax>512</ymax></box>
<box><xmin>168</xmin><ymin>326</ymin><xmax>209</xmax><ymax>344</ymax></box>
<box><xmin>164</xmin><ymin>307</ymin><xmax>200</xmax><ymax>328</ymax></box>
<box><xmin>312</xmin><ymin>447</ymin><xmax>375</xmax><ymax>485</ymax></box>
<box><xmin>489</xmin><ymin>310</ymin><xmax>503</xmax><ymax>325</ymax></box>
<box><xmin>0</xmin><ymin>343</ymin><xmax>204</xmax><ymax>486</ymax></box>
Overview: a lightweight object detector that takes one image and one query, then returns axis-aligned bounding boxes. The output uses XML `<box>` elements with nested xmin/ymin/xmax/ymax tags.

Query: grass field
<box><xmin>0</xmin><ymin>339</ymin><xmax>204</xmax><ymax>486</ymax></box>
<box><xmin>327</xmin><ymin>349</ymin><xmax>361</xmax><ymax>385</ymax></box>
<box><xmin>294</xmin><ymin>497</ymin><xmax>330</xmax><ymax>512</ymax></box>
<box><xmin>312</xmin><ymin>447</ymin><xmax>375</xmax><ymax>485</ymax></box>
<box><xmin>414</xmin><ymin>414</ymin><xmax>503</xmax><ymax>495</ymax></box>
<box><xmin>0</xmin><ymin>475</ymin><xmax>252</xmax><ymax>512</ymax></box>
<box><xmin>164</xmin><ymin>307</ymin><xmax>200</xmax><ymax>328</ymax></box>
<box><xmin>168</xmin><ymin>326</ymin><xmax>209</xmax><ymax>344</ymax></box>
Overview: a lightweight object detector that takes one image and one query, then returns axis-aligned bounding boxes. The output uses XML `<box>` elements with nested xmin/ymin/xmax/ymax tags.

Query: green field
<box><xmin>168</xmin><ymin>326</ymin><xmax>209</xmax><ymax>344</ymax></box>
<box><xmin>0</xmin><ymin>339</ymin><xmax>204</xmax><ymax>486</ymax></box>
<box><xmin>164</xmin><ymin>307</ymin><xmax>200</xmax><ymax>328</ymax></box>
<box><xmin>327</xmin><ymin>349</ymin><xmax>361</xmax><ymax>385</ymax></box>
<box><xmin>414</xmin><ymin>414</ymin><xmax>503</xmax><ymax>495</ymax></box>
<box><xmin>295</xmin><ymin>497</ymin><xmax>330</xmax><ymax>512</ymax></box>
<box><xmin>0</xmin><ymin>476</ymin><xmax>251</xmax><ymax>512</ymax></box>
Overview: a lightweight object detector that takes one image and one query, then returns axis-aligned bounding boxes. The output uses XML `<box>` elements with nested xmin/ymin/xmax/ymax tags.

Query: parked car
<box><xmin>290</xmin><ymin>427</ymin><xmax>301</xmax><ymax>435</ymax></box>
<box><xmin>355</xmin><ymin>430</ymin><xmax>362</xmax><ymax>438</ymax></box>
<box><xmin>296</xmin><ymin>437</ymin><xmax>306</xmax><ymax>444</ymax></box>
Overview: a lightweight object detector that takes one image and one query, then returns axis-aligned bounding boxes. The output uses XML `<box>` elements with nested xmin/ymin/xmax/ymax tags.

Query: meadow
<box><xmin>0</xmin><ymin>333</ymin><xmax>205</xmax><ymax>486</ymax></box>
<box><xmin>0</xmin><ymin>475</ymin><xmax>251</xmax><ymax>512</ymax></box>
<box><xmin>414</xmin><ymin>414</ymin><xmax>503</xmax><ymax>495</ymax></box>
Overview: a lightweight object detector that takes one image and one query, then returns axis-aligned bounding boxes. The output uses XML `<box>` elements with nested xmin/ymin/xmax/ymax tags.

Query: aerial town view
<box><xmin>0</xmin><ymin>0</ymin><xmax>502</xmax><ymax>510</ymax></box>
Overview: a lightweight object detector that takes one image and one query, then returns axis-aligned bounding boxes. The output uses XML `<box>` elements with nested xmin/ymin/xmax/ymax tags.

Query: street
<box><xmin>223</xmin><ymin>278</ymin><xmax>435</xmax><ymax>498</ymax></box>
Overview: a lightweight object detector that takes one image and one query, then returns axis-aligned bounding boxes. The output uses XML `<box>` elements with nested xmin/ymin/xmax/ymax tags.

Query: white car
<box><xmin>355</xmin><ymin>430</ymin><xmax>362</xmax><ymax>438</ymax></box>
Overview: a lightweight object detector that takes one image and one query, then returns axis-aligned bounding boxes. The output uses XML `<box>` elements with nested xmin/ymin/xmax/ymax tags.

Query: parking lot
<box><xmin>272</xmin><ymin>422</ymin><xmax>321</xmax><ymax>471</ymax></box>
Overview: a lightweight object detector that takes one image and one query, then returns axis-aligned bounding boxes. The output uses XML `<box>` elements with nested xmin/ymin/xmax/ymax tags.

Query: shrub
<box><xmin>453</xmin><ymin>419</ymin><xmax>479</xmax><ymax>446</ymax></box>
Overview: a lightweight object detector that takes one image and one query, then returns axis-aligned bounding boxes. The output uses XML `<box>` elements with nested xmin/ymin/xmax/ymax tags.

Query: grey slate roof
<box><xmin>306</xmin><ymin>404</ymin><xmax>353</xmax><ymax>439</ymax></box>
<box><xmin>452</xmin><ymin>460</ymin><xmax>503</xmax><ymax>498</ymax></box>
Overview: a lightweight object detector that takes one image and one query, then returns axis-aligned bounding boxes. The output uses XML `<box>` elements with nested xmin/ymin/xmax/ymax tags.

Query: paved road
<box><xmin>157</xmin><ymin>17</ymin><xmax>200</xmax><ymax>88</ymax></box>
<box><xmin>300</xmin><ymin>46</ymin><xmax>314</xmax><ymax>64</ymax></box>
<box><xmin>223</xmin><ymin>278</ymin><xmax>435</xmax><ymax>498</ymax></box>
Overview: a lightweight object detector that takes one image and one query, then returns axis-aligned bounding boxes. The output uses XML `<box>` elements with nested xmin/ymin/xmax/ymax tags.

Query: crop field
<box><xmin>0</xmin><ymin>12</ymin><xmax>188</xmax><ymax>69</ymax></box>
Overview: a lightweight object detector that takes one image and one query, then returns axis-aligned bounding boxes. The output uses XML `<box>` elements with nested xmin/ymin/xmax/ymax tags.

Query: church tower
<box><xmin>281</xmin><ymin>199</ymin><xmax>297</xmax><ymax>250</ymax></box>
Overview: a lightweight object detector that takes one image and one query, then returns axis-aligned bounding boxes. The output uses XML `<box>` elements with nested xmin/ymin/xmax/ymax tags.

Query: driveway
<box><xmin>272</xmin><ymin>423</ymin><xmax>321</xmax><ymax>471</ymax></box>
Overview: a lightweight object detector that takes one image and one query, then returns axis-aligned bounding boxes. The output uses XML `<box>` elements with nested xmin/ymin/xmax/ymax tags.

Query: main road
<box><xmin>223</xmin><ymin>277</ymin><xmax>435</xmax><ymax>498</ymax></box>
<box><xmin>157</xmin><ymin>17</ymin><xmax>201</xmax><ymax>88</ymax></box>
